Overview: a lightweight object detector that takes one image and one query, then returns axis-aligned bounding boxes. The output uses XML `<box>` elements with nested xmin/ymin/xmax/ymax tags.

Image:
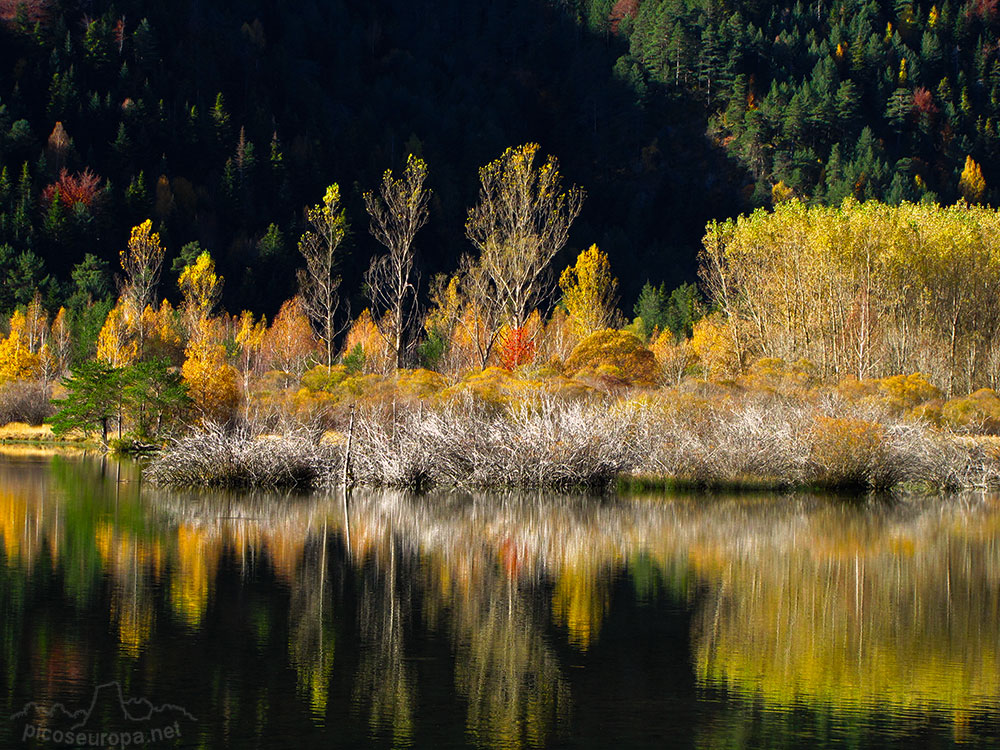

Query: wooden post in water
<box><xmin>342</xmin><ymin>404</ymin><xmax>355</xmax><ymax>489</ymax></box>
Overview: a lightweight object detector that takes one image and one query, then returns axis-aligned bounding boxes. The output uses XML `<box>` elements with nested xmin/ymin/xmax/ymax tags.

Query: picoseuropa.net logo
<box><xmin>10</xmin><ymin>681</ymin><xmax>197</xmax><ymax>747</ymax></box>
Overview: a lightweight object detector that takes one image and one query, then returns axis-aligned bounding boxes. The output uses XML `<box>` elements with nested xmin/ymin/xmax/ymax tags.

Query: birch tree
<box><xmin>465</xmin><ymin>143</ymin><xmax>585</xmax><ymax>334</ymax></box>
<box><xmin>297</xmin><ymin>184</ymin><xmax>347</xmax><ymax>367</ymax></box>
<box><xmin>363</xmin><ymin>155</ymin><xmax>430</xmax><ymax>368</ymax></box>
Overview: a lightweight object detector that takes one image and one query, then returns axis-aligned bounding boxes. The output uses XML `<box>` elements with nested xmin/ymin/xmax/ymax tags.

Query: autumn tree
<box><xmin>182</xmin><ymin>317</ymin><xmax>239</xmax><ymax>424</ymax></box>
<box><xmin>263</xmin><ymin>296</ymin><xmax>316</xmax><ymax>383</ymax></box>
<box><xmin>959</xmin><ymin>155</ymin><xmax>986</xmax><ymax>203</ymax></box>
<box><xmin>363</xmin><ymin>154</ymin><xmax>430</xmax><ymax>368</ymax></box>
<box><xmin>96</xmin><ymin>301</ymin><xmax>139</xmax><ymax>367</ymax></box>
<box><xmin>119</xmin><ymin>219</ymin><xmax>166</xmax><ymax>352</ymax></box>
<box><xmin>465</xmin><ymin>143</ymin><xmax>585</xmax><ymax>331</ymax></box>
<box><xmin>297</xmin><ymin>184</ymin><xmax>347</xmax><ymax>367</ymax></box>
<box><xmin>178</xmin><ymin>250</ymin><xmax>223</xmax><ymax>335</ymax></box>
<box><xmin>234</xmin><ymin>310</ymin><xmax>267</xmax><ymax>402</ymax></box>
<box><xmin>558</xmin><ymin>244</ymin><xmax>621</xmax><ymax>336</ymax></box>
<box><xmin>0</xmin><ymin>310</ymin><xmax>41</xmax><ymax>381</ymax></box>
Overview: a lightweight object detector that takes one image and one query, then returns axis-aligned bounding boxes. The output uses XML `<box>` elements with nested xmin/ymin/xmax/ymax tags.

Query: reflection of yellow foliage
<box><xmin>551</xmin><ymin>567</ymin><xmax>608</xmax><ymax>651</ymax></box>
<box><xmin>170</xmin><ymin>525</ymin><xmax>215</xmax><ymax>628</ymax></box>
<box><xmin>0</xmin><ymin>490</ymin><xmax>28</xmax><ymax>560</ymax></box>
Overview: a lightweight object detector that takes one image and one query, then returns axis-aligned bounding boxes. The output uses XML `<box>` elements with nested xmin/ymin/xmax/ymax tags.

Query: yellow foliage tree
<box><xmin>144</xmin><ymin>299</ymin><xmax>185</xmax><ymax>364</ymax></box>
<box><xmin>179</xmin><ymin>250</ymin><xmax>223</xmax><ymax>324</ymax></box>
<box><xmin>96</xmin><ymin>301</ymin><xmax>139</xmax><ymax>367</ymax></box>
<box><xmin>120</xmin><ymin>219</ymin><xmax>166</xmax><ymax>349</ymax></box>
<box><xmin>690</xmin><ymin>314</ymin><xmax>740</xmax><ymax>381</ymax></box>
<box><xmin>182</xmin><ymin>318</ymin><xmax>239</xmax><ymax>423</ymax></box>
<box><xmin>558</xmin><ymin>244</ymin><xmax>621</xmax><ymax>336</ymax></box>
<box><xmin>235</xmin><ymin>310</ymin><xmax>267</xmax><ymax>398</ymax></box>
<box><xmin>959</xmin><ymin>155</ymin><xmax>986</xmax><ymax>203</ymax></box>
<box><xmin>0</xmin><ymin>310</ymin><xmax>41</xmax><ymax>381</ymax></box>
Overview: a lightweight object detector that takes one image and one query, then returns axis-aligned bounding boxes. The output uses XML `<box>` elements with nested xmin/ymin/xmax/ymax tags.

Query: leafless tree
<box><xmin>363</xmin><ymin>155</ymin><xmax>431</xmax><ymax>368</ymax></box>
<box><xmin>297</xmin><ymin>184</ymin><xmax>347</xmax><ymax>367</ymax></box>
<box><xmin>465</xmin><ymin>143</ymin><xmax>584</xmax><ymax>332</ymax></box>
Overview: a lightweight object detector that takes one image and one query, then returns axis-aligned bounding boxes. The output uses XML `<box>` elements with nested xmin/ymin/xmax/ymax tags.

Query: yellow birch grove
<box><xmin>700</xmin><ymin>199</ymin><xmax>1000</xmax><ymax>393</ymax></box>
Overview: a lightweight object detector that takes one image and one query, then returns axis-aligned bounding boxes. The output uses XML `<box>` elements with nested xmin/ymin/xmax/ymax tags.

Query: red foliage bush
<box><xmin>42</xmin><ymin>168</ymin><xmax>104</xmax><ymax>210</ymax></box>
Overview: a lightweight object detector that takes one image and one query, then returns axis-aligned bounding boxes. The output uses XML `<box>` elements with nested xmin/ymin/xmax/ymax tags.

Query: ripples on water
<box><xmin>0</xmin><ymin>451</ymin><xmax>999</xmax><ymax>748</ymax></box>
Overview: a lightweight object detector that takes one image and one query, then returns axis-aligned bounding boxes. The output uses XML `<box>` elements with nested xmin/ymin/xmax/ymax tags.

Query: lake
<box><xmin>1</xmin><ymin>451</ymin><xmax>999</xmax><ymax>749</ymax></box>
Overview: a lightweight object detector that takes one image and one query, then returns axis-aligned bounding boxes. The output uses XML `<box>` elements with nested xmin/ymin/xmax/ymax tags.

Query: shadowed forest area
<box><xmin>0</xmin><ymin>0</ymin><xmax>742</xmax><ymax>319</ymax></box>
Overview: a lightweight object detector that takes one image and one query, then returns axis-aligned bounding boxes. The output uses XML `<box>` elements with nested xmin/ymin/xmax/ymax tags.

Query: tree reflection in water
<box><xmin>2</xmin><ymin>453</ymin><xmax>1000</xmax><ymax>748</ymax></box>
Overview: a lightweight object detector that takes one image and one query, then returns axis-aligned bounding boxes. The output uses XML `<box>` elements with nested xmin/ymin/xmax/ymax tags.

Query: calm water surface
<box><xmin>1</xmin><ymin>451</ymin><xmax>999</xmax><ymax>749</ymax></box>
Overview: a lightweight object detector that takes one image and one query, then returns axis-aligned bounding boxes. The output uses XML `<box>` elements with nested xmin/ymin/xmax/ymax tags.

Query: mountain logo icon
<box><xmin>11</xmin><ymin>682</ymin><xmax>196</xmax><ymax>746</ymax></box>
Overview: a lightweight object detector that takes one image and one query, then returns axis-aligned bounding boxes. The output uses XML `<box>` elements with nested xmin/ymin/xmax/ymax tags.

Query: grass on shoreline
<box><xmin>0</xmin><ymin>422</ymin><xmax>94</xmax><ymax>445</ymax></box>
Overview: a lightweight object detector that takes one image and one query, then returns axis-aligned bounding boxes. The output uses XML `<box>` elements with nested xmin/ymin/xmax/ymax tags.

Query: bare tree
<box><xmin>297</xmin><ymin>184</ymin><xmax>347</xmax><ymax>367</ymax></box>
<box><xmin>465</xmin><ymin>143</ymin><xmax>585</xmax><ymax>332</ymax></box>
<box><xmin>363</xmin><ymin>155</ymin><xmax>431</xmax><ymax>368</ymax></box>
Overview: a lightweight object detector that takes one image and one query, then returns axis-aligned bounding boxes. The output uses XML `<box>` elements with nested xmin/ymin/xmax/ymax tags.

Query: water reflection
<box><xmin>1</xmin><ymin>454</ymin><xmax>999</xmax><ymax>748</ymax></box>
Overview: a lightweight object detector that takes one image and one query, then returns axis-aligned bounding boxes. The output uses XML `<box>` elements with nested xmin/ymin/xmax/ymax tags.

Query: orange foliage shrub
<box><xmin>342</xmin><ymin>309</ymin><xmax>393</xmax><ymax>375</ymax></box>
<box><xmin>497</xmin><ymin>324</ymin><xmax>537</xmax><ymax>370</ymax></box>
<box><xmin>941</xmin><ymin>389</ymin><xmax>1000</xmax><ymax>434</ymax></box>
<box><xmin>809</xmin><ymin>416</ymin><xmax>890</xmax><ymax>487</ymax></box>
<box><xmin>564</xmin><ymin>329</ymin><xmax>659</xmax><ymax>386</ymax></box>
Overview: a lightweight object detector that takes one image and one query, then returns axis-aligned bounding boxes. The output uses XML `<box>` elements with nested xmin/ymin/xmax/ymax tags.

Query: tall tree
<box><xmin>119</xmin><ymin>219</ymin><xmax>165</xmax><ymax>352</ymax></box>
<box><xmin>363</xmin><ymin>154</ymin><xmax>431</xmax><ymax>368</ymax></box>
<box><xmin>465</xmin><ymin>143</ymin><xmax>585</xmax><ymax>331</ymax></box>
<box><xmin>297</xmin><ymin>184</ymin><xmax>347</xmax><ymax>367</ymax></box>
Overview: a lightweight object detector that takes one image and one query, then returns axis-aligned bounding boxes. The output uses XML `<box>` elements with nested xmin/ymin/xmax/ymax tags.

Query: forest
<box><xmin>2</xmin><ymin>0</ymin><xmax>1000</xmax><ymax>489</ymax></box>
